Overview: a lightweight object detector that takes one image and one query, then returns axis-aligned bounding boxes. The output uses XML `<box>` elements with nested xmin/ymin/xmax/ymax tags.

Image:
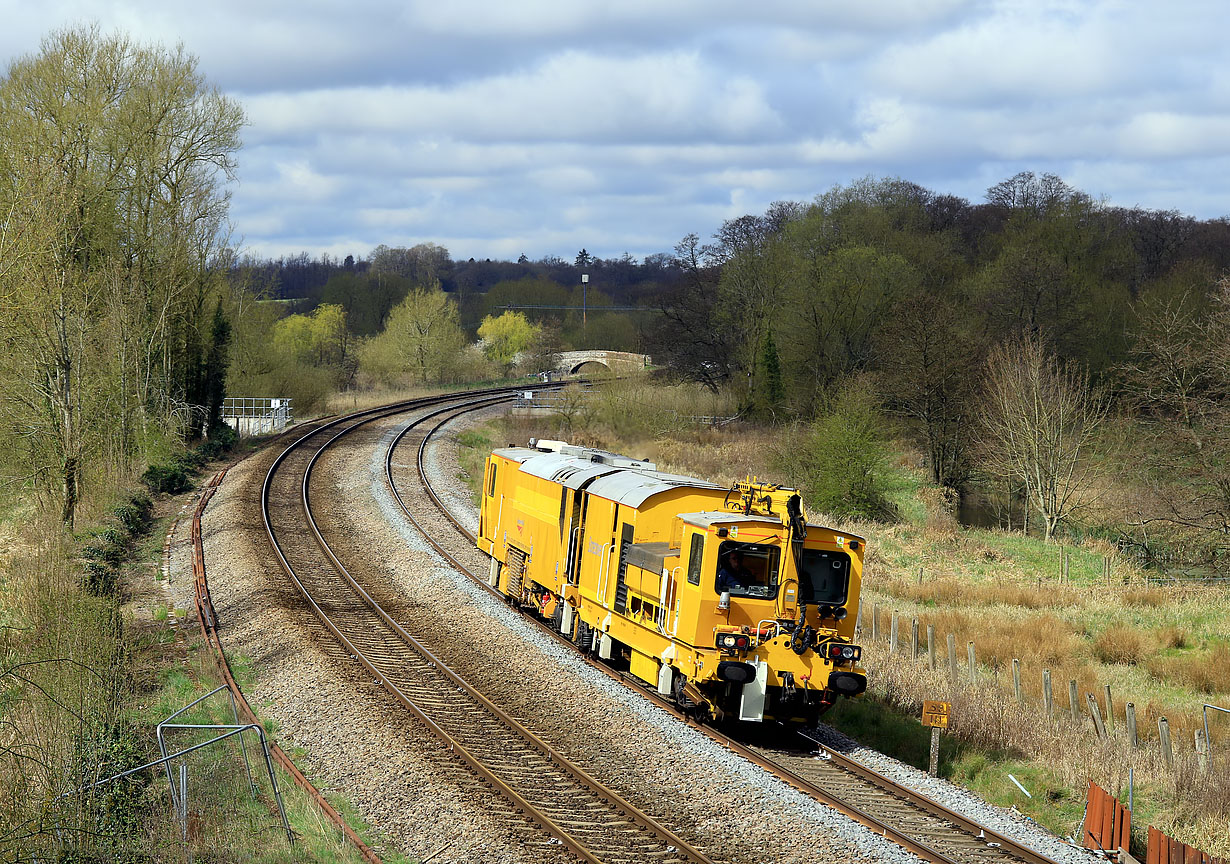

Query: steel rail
<box><xmin>190</xmin><ymin>466</ymin><xmax>386</xmax><ymax>864</ymax></box>
<box><xmin>399</xmin><ymin>405</ymin><xmax>1070</xmax><ymax>864</ymax></box>
<box><xmin>262</xmin><ymin>389</ymin><xmax>712</xmax><ymax>864</ymax></box>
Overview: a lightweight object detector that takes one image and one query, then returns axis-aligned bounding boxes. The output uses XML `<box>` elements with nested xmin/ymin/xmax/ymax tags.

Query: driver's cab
<box><xmin>675</xmin><ymin>511</ymin><xmax>860</xmax><ymax>647</ymax></box>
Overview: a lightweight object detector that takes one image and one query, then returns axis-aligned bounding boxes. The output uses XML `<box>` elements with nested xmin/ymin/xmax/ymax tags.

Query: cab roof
<box><xmin>679</xmin><ymin>510</ymin><xmax>866</xmax><ymax>542</ymax></box>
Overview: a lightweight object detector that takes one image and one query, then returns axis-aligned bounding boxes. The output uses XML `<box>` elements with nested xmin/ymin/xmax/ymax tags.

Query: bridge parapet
<box><xmin>553</xmin><ymin>350</ymin><xmax>649</xmax><ymax>374</ymax></box>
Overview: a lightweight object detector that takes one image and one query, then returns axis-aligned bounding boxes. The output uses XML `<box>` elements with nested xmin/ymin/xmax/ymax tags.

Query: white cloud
<box><xmin>242</xmin><ymin>49</ymin><xmax>781</xmax><ymax>144</ymax></box>
<box><xmin>6</xmin><ymin>0</ymin><xmax>1230</xmax><ymax>259</ymax></box>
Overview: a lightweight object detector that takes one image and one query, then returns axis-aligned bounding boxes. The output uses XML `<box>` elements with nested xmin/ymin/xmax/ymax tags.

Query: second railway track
<box><xmin>261</xmin><ymin>388</ymin><xmax>714</xmax><ymax>864</ymax></box>
<box><xmin>382</xmin><ymin>393</ymin><xmax>1082</xmax><ymax>864</ymax></box>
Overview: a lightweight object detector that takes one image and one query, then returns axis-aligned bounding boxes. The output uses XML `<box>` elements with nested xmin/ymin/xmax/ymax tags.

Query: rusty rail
<box><xmin>189</xmin><ymin>469</ymin><xmax>384</xmax><ymax>864</ymax></box>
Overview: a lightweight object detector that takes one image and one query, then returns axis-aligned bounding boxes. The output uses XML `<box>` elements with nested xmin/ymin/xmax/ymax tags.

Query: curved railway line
<box><xmin>379</xmin><ymin>393</ymin><xmax>1078</xmax><ymax>864</ymax></box>
<box><xmin>261</xmin><ymin>388</ymin><xmax>713</xmax><ymax>864</ymax></box>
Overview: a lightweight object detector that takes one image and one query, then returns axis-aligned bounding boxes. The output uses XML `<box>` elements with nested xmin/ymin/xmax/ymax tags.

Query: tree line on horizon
<box><xmin>651</xmin><ymin>174</ymin><xmax>1229</xmax><ymax>560</ymax></box>
<box><xmin>218</xmin><ymin>172</ymin><xmax>1230</xmax><ymax>560</ymax></box>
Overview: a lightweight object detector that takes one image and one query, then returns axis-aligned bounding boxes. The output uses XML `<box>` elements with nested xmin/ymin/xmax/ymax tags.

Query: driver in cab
<box><xmin>716</xmin><ymin>548</ymin><xmax>754</xmax><ymax>593</ymax></box>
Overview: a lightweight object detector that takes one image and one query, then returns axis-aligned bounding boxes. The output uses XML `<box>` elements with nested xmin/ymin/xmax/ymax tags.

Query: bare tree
<box><xmin>1122</xmin><ymin>280</ymin><xmax>1230</xmax><ymax>545</ymax></box>
<box><xmin>875</xmin><ymin>294</ymin><xmax>981</xmax><ymax>490</ymax></box>
<box><xmin>978</xmin><ymin>335</ymin><xmax>1107</xmax><ymax>542</ymax></box>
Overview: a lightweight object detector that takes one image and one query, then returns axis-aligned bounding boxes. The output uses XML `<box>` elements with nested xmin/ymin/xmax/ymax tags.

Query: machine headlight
<box><xmin>716</xmin><ymin>633</ymin><xmax>750</xmax><ymax>652</ymax></box>
<box><xmin>825</xmin><ymin>643</ymin><xmax>862</xmax><ymax>662</ymax></box>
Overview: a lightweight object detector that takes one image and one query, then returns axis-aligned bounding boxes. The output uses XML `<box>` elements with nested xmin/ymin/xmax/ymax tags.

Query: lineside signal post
<box><xmin>922</xmin><ymin>700</ymin><xmax>950</xmax><ymax>777</ymax></box>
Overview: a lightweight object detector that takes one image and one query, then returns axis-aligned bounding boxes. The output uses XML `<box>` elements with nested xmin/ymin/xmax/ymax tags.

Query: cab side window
<box><xmin>487</xmin><ymin>462</ymin><xmax>498</xmax><ymax>497</ymax></box>
<box><xmin>686</xmin><ymin>533</ymin><xmax>704</xmax><ymax>585</ymax></box>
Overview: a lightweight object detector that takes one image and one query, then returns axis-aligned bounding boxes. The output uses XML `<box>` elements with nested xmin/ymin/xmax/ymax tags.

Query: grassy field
<box><xmin>458</xmin><ymin>378</ymin><xmax>1230</xmax><ymax>858</ymax></box>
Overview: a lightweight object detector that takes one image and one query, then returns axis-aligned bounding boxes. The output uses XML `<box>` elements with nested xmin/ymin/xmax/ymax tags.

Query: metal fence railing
<box><xmin>221</xmin><ymin>397</ymin><xmax>293</xmax><ymax>436</ymax></box>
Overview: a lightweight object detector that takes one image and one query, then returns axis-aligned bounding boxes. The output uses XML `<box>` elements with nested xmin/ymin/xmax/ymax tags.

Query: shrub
<box><xmin>1092</xmin><ymin>625</ymin><xmax>1151</xmax><ymax>665</ymax></box>
<box><xmin>780</xmin><ymin>384</ymin><xmax>897</xmax><ymax>521</ymax></box>
<box><xmin>114</xmin><ymin>493</ymin><xmax>153</xmax><ymax>534</ymax></box>
<box><xmin>141</xmin><ymin>463</ymin><xmax>190</xmax><ymax>494</ymax></box>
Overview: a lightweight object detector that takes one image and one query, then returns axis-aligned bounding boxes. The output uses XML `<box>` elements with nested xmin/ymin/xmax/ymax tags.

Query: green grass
<box><xmin>883</xmin><ymin>455</ymin><xmax>931</xmax><ymax>526</ymax></box>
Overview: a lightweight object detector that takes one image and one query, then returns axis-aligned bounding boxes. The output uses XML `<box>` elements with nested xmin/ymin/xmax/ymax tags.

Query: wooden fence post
<box><xmin>1103</xmin><ymin>685</ymin><xmax>1114</xmax><ymax>733</ymax></box>
<box><xmin>1158</xmin><ymin>717</ymin><xmax>1173</xmax><ymax>771</ymax></box>
<box><xmin>1196</xmin><ymin>728</ymin><xmax>1209</xmax><ymax>772</ymax></box>
<box><xmin>927</xmin><ymin>625</ymin><xmax>936</xmax><ymax>671</ymax></box>
<box><xmin>1012</xmin><ymin>659</ymin><xmax>1022</xmax><ymax>703</ymax></box>
<box><xmin>947</xmin><ymin>633</ymin><xmax>958</xmax><ymax>683</ymax></box>
<box><xmin>872</xmin><ymin>603</ymin><xmax>880</xmax><ymax>642</ymax></box>
<box><xmin>1069</xmin><ymin>680</ymin><xmax>1080</xmax><ymax>721</ymax></box>
<box><xmin>1126</xmin><ymin>702</ymin><xmax>1137</xmax><ymax>748</ymax></box>
<box><xmin>911</xmin><ymin>618</ymin><xmax>919</xmax><ymax>660</ymax></box>
<box><xmin>1043</xmin><ymin>670</ymin><xmax>1054</xmax><ymax>717</ymax></box>
<box><xmin>967</xmin><ymin>641</ymin><xmax>977</xmax><ymax>683</ymax></box>
<box><xmin>890</xmin><ymin>611</ymin><xmax>899</xmax><ymax>654</ymax></box>
<box><xmin>1087</xmin><ymin>693</ymin><xmax>1107</xmax><ymax>740</ymax></box>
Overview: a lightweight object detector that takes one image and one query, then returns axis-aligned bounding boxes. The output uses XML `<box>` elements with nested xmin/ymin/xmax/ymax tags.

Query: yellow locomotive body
<box><xmin>476</xmin><ymin>439</ymin><xmax>867</xmax><ymax>724</ymax></box>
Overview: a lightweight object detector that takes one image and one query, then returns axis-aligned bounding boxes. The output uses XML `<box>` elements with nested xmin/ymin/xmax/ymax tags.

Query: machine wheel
<box><xmin>574</xmin><ymin>619</ymin><xmax>593</xmax><ymax>653</ymax></box>
<box><xmin>672</xmin><ymin>674</ymin><xmax>698</xmax><ymax>710</ymax></box>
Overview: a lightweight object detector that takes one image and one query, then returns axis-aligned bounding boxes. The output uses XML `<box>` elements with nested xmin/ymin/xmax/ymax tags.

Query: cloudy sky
<box><xmin>3</xmin><ymin>1</ymin><xmax>1227</xmax><ymax>262</ymax></box>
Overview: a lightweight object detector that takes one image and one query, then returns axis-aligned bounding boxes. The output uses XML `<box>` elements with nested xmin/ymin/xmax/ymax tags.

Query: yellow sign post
<box><xmin>922</xmin><ymin>701</ymin><xmax>950</xmax><ymax>776</ymax></box>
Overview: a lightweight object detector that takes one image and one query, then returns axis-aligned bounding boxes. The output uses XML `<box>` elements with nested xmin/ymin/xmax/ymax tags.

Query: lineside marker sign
<box><xmin>922</xmin><ymin>700</ymin><xmax>950</xmax><ymax>729</ymax></box>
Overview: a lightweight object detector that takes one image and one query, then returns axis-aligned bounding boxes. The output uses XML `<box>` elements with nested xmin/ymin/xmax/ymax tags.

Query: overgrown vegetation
<box><xmin>0</xmin><ymin>26</ymin><xmax>376</xmax><ymax>860</ymax></box>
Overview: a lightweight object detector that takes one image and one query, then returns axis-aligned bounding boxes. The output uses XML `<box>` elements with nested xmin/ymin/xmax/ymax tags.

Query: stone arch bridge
<box><xmin>553</xmin><ymin>350</ymin><xmax>650</xmax><ymax>375</ymax></box>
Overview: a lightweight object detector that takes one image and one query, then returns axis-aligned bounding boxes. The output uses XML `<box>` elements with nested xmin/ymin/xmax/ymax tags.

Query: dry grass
<box><xmin>326</xmin><ymin>383</ymin><xmax>436</xmax><ymax>415</ymax></box>
<box><xmin>1147</xmin><ymin>643</ymin><xmax>1230</xmax><ymax>696</ymax></box>
<box><xmin>1122</xmin><ymin>587</ymin><xmax>1169</xmax><ymax>607</ymax></box>
<box><xmin>1094</xmin><ymin>626</ymin><xmax>1153</xmax><ymax>665</ymax></box>
<box><xmin>1156</xmin><ymin>625</ymin><xmax>1190</xmax><ymax>649</ymax></box>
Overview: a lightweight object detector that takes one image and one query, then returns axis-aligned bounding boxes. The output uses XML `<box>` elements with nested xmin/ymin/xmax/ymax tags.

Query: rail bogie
<box><xmin>477</xmin><ymin>439</ymin><xmax>868</xmax><ymax>725</ymax></box>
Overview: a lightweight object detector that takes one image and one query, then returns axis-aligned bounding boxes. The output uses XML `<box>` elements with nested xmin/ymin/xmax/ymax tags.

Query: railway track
<box><xmin>386</xmin><ymin>396</ymin><xmax>1076</xmax><ymax>864</ymax></box>
<box><xmin>261</xmin><ymin>388</ymin><xmax>714</xmax><ymax>864</ymax></box>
